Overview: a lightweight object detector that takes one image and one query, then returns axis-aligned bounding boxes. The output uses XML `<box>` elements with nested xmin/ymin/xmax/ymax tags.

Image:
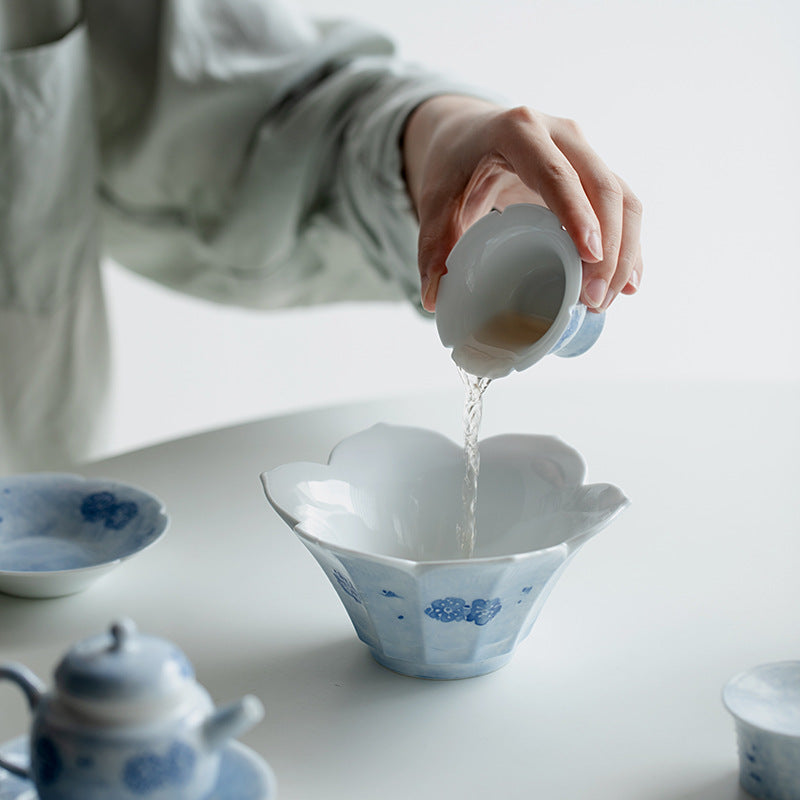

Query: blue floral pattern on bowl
<box><xmin>263</xmin><ymin>424</ymin><xmax>629</xmax><ymax>680</ymax></box>
<box><xmin>424</xmin><ymin>597</ymin><xmax>502</xmax><ymax>626</ymax></box>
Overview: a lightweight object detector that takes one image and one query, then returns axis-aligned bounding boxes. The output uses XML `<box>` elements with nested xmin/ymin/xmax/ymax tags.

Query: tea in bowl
<box><xmin>261</xmin><ymin>424</ymin><xmax>629</xmax><ymax>679</ymax></box>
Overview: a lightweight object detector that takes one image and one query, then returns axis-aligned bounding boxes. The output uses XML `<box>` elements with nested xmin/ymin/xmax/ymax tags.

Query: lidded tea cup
<box><xmin>436</xmin><ymin>203</ymin><xmax>605</xmax><ymax>379</ymax></box>
<box><xmin>0</xmin><ymin>618</ymin><xmax>264</xmax><ymax>800</ymax></box>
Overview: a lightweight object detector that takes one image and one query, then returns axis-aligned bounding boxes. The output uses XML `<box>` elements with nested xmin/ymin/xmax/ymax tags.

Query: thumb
<box><xmin>417</xmin><ymin>203</ymin><xmax>463</xmax><ymax>312</ymax></box>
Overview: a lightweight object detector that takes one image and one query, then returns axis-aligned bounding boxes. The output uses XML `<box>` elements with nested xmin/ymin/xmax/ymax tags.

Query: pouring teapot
<box><xmin>0</xmin><ymin>619</ymin><xmax>264</xmax><ymax>800</ymax></box>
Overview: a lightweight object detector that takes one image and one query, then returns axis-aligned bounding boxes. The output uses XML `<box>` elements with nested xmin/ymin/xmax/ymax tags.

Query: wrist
<box><xmin>402</xmin><ymin>94</ymin><xmax>499</xmax><ymax>214</ymax></box>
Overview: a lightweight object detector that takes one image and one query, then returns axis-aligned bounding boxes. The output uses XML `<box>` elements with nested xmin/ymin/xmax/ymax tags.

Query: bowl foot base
<box><xmin>369</xmin><ymin>649</ymin><xmax>513</xmax><ymax>680</ymax></box>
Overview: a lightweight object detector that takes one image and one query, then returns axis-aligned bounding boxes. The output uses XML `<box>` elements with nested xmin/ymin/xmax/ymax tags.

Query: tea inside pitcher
<box><xmin>473</xmin><ymin>310</ymin><xmax>553</xmax><ymax>353</ymax></box>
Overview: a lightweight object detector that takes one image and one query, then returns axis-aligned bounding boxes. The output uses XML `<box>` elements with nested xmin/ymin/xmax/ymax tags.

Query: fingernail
<box><xmin>586</xmin><ymin>230</ymin><xmax>603</xmax><ymax>262</ymax></box>
<box><xmin>583</xmin><ymin>277</ymin><xmax>608</xmax><ymax>308</ymax></box>
<box><xmin>628</xmin><ymin>269</ymin><xmax>640</xmax><ymax>291</ymax></box>
<box><xmin>420</xmin><ymin>274</ymin><xmax>434</xmax><ymax>310</ymax></box>
<box><xmin>600</xmin><ymin>288</ymin><xmax>617</xmax><ymax>310</ymax></box>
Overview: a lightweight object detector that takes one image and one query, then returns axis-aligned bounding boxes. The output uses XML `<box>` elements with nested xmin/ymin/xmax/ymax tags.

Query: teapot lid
<box><xmin>54</xmin><ymin>619</ymin><xmax>195</xmax><ymax>710</ymax></box>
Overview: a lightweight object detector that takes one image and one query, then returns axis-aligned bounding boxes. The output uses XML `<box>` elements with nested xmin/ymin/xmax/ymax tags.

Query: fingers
<box><xmin>407</xmin><ymin>100</ymin><xmax>643</xmax><ymax>312</ymax></box>
<box><xmin>621</xmin><ymin>244</ymin><xmax>643</xmax><ymax>295</ymax></box>
<box><xmin>549</xmin><ymin>118</ymin><xmax>643</xmax><ymax>309</ymax></box>
<box><xmin>498</xmin><ymin>108</ymin><xmax>604</xmax><ymax>266</ymax></box>
<box><xmin>417</xmin><ymin>196</ymin><xmax>463</xmax><ymax>312</ymax></box>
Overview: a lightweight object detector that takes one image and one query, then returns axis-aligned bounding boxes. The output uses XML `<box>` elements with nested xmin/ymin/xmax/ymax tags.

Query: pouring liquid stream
<box><xmin>457</xmin><ymin>368</ymin><xmax>492</xmax><ymax>558</ymax></box>
<box><xmin>456</xmin><ymin>310</ymin><xmax>552</xmax><ymax>558</ymax></box>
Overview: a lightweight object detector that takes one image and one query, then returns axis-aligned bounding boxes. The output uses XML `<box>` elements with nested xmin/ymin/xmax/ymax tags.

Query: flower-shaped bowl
<box><xmin>723</xmin><ymin>661</ymin><xmax>800</xmax><ymax>800</ymax></box>
<box><xmin>0</xmin><ymin>473</ymin><xmax>168</xmax><ymax>598</ymax></box>
<box><xmin>261</xmin><ymin>424</ymin><xmax>629</xmax><ymax>679</ymax></box>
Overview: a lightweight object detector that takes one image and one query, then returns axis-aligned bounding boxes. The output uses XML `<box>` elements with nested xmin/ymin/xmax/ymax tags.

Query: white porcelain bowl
<box><xmin>262</xmin><ymin>424</ymin><xmax>629</xmax><ymax>679</ymax></box>
<box><xmin>723</xmin><ymin>661</ymin><xmax>800</xmax><ymax>800</ymax></box>
<box><xmin>0</xmin><ymin>473</ymin><xmax>168</xmax><ymax>598</ymax></box>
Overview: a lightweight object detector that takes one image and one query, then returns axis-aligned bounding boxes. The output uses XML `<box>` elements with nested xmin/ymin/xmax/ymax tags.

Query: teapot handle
<box><xmin>0</xmin><ymin>663</ymin><xmax>45</xmax><ymax>779</ymax></box>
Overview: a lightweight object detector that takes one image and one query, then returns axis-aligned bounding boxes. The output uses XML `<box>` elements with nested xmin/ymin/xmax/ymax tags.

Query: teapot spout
<box><xmin>201</xmin><ymin>695</ymin><xmax>264</xmax><ymax>753</ymax></box>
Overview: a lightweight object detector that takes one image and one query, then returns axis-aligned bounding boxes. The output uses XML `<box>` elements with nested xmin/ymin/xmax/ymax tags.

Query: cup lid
<box><xmin>723</xmin><ymin>660</ymin><xmax>800</xmax><ymax>737</ymax></box>
<box><xmin>54</xmin><ymin>619</ymin><xmax>195</xmax><ymax>711</ymax></box>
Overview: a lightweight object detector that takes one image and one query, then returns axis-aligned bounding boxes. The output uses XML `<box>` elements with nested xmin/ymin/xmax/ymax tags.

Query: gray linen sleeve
<box><xmin>89</xmin><ymin>2</ymin><xmax>483</xmax><ymax>311</ymax></box>
<box><xmin>0</xmin><ymin>0</ymin><xmax>487</xmax><ymax>472</ymax></box>
<box><xmin>0</xmin><ymin>24</ymin><xmax>109</xmax><ymax>473</ymax></box>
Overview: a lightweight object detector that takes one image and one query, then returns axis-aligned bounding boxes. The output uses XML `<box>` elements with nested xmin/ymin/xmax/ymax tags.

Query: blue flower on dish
<box><xmin>80</xmin><ymin>491</ymin><xmax>138</xmax><ymax>530</ymax></box>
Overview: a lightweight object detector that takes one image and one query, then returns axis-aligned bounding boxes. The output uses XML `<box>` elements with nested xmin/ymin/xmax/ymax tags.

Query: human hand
<box><xmin>402</xmin><ymin>95</ymin><xmax>642</xmax><ymax>312</ymax></box>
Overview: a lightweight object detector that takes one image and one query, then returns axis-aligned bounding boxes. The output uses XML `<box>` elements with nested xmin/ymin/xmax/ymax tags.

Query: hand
<box><xmin>402</xmin><ymin>95</ymin><xmax>643</xmax><ymax>312</ymax></box>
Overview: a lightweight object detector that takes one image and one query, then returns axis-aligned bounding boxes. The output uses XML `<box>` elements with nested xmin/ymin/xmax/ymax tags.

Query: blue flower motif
<box><xmin>333</xmin><ymin>569</ymin><xmax>361</xmax><ymax>604</ymax></box>
<box><xmin>81</xmin><ymin>491</ymin><xmax>138</xmax><ymax>530</ymax></box>
<box><xmin>425</xmin><ymin>597</ymin><xmax>502</xmax><ymax>625</ymax></box>
<box><xmin>33</xmin><ymin>736</ymin><xmax>62</xmax><ymax>786</ymax></box>
<box><xmin>424</xmin><ymin>597</ymin><xmax>468</xmax><ymax>623</ymax></box>
<box><xmin>466</xmin><ymin>598</ymin><xmax>502</xmax><ymax>626</ymax></box>
<box><xmin>123</xmin><ymin>742</ymin><xmax>196</xmax><ymax>794</ymax></box>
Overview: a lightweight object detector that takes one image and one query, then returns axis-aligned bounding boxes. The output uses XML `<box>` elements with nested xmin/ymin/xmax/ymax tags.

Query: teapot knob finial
<box><xmin>109</xmin><ymin>618</ymin><xmax>137</xmax><ymax>653</ymax></box>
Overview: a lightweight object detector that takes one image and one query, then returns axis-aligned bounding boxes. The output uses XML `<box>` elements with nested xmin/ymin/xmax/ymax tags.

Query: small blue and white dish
<box><xmin>0</xmin><ymin>737</ymin><xmax>275</xmax><ymax>800</ymax></box>
<box><xmin>262</xmin><ymin>424</ymin><xmax>629</xmax><ymax>680</ymax></box>
<box><xmin>723</xmin><ymin>661</ymin><xmax>800</xmax><ymax>800</ymax></box>
<box><xmin>0</xmin><ymin>473</ymin><xmax>168</xmax><ymax>598</ymax></box>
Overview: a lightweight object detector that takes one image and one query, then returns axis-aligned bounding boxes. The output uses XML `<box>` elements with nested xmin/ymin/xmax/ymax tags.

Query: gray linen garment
<box><xmin>0</xmin><ymin>0</ymin><xmax>477</xmax><ymax>472</ymax></box>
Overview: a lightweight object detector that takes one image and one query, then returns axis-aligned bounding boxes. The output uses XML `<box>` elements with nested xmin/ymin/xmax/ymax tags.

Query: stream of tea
<box><xmin>457</xmin><ymin>368</ymin><xmax>492</xmax><ymax>558</ymax></box>
<box><xmin>454</xmin><ymin>309</ymin><xmax>552</xmax><ymax>558</ymax></box>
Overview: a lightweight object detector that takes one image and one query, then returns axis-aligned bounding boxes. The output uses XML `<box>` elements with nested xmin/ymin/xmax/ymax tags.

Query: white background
<box><xmin>100</xmin><ymin>0</ymin><xmax>799</xmax><ymax>458</ymax></box>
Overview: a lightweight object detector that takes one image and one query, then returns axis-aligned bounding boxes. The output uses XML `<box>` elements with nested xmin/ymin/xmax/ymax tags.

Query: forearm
<box><xmin>402</xmin><ymin>94</ymin><xmax>500</xmax><ymax>217</ymax></box>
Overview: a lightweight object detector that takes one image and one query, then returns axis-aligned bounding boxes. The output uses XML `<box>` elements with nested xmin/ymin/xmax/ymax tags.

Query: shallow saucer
<box><xmin>0</xmin><ymin>473</ymin><xmax>168</xmax><ymax>598</ymax></box>
<box><xmin>0</xmin><ymin>737</ymin><xmax>276</xmax><ymax>800</ymax></box>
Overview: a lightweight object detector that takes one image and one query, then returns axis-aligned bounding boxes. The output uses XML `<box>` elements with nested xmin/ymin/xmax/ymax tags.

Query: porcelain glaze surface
<box><xmin>0</xmin><ymin>474</ymin><xmax>169</xmax><ymax>597</ymax></box>
<box><xmin>0</xmin><ymin>621</ymin><xmax>265</xmax><ymax>800</ymax></box>
<box><xmin>723</xmin><ymin>661</ymin><xmax>800</xmax><ymax>800</ymax></box>
<box><xmin>0</xmin><ymin>738</ymin><xmax>276</xmax><ymax>800</ymax></box>
<box><xmin>262</xmin><ymin>424</ymin><xmax>629</xmax><ymax>679</ymax></box>
<box><xmin>436</xmin><ymin>204</ymin><xmax>605</xmax><ymax>378</ymax></box>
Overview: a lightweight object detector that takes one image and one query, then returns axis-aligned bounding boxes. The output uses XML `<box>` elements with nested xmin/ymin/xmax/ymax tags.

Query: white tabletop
<box><xmin>1</xmin><ymin>380</ymin><xmax>798</xmax><ymax>800</ymax></box>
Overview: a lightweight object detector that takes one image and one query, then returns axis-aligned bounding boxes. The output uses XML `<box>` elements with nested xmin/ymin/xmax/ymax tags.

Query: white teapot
<box><xmin>0</xmin><ymin>619</ymin><xmax>264</xmax><ymax>800</ymax></box>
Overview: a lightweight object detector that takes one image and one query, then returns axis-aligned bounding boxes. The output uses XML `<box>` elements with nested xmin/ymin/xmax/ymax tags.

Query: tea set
<box><xmin>1</xmin><ymin>205</ymin><xmax>795</xmax><ymax>799</ymax></box>
<box><xmin>0</xmin><ymin>620</ymin><xmax>273</xmax><ymax>800</ymax></box>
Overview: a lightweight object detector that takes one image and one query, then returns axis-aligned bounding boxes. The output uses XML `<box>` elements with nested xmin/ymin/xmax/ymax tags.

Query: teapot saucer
<box><xmin>0</xmin><ymin>737</ymin><xmax>276</xmax><ymax>800</ymax></box>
